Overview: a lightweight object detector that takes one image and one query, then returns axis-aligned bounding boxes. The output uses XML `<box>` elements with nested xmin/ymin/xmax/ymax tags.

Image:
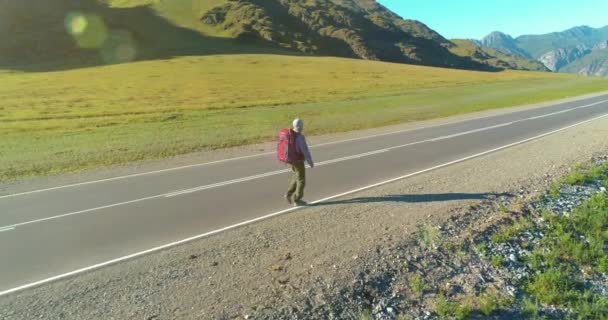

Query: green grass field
<box><xmin>2</xmin><ymin>54</ymin><xmax>608</xmax><ymax>181</ymax></box>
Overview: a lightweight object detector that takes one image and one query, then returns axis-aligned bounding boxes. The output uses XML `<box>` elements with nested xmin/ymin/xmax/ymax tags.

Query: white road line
<box><xmin>429</xmin><ymin>122</ymin><xmax>513</xmax><ymax>142</ymax></box>
<box><xmin>165</xmin><ymin>149</ymin><xmax>393</xmax><ymax>197</ymax></box>
<box><xmin>2</xmin><ymin>98</ymin><xmax>606</xmax><ymax>200</ymax></box>
<box><xmin>2</xmin><ymin>112</ymin><xmax>606</xmax><ymax>297</ymax></box>
<box><xmin>0</xmin><ymin>227</ymin><xmax>15</xmax><ymax>233</ymax></box>
<box><xmin>2</xmin><ymin>195</ymin><xmax>163</xmax><ymax>229</ymax></box>
<box><xmin>526</xmin><ymin>100</ymin><xmax>606</xmax><ymax>120</ymax></box>
<box><xmin>165</xmin><ymin>170</ymin><xmax>289</xmax><ymax>197</ymax></box>
<box><xmin>0</xmin><ymin>153</ymin><xmax>275</xmax><ymax>200</ymax></box>
<box><xmin>312</xmin><ymin>148</ymin><xmax>391</xmax><ymax>166</ymax></box>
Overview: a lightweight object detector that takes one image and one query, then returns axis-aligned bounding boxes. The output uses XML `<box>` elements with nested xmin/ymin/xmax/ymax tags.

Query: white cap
<box><xmin>292</xmin><ymin>118</ymin><xmax>303</xmax><ymax>132</ymax></box>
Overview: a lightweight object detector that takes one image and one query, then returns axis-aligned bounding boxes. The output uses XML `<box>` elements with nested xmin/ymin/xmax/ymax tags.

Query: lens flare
<box><xmin>115</xmin><ymin>44</ymin><xmax>137</xmax><ymax>62</ymax></box>
<box><xmin>65</xmin><ymin>12</ymin><xmax>88</xmax><ymax>35</ymax></box>
<box><xmin>101</xmin><ymin>30</ymin><xmax>138</xmax><ymax>64</ymax></box>
<box><xmin>65</xmin><ymin>13</ymin><xmax>107</xmax><ymax>49</ymax></box>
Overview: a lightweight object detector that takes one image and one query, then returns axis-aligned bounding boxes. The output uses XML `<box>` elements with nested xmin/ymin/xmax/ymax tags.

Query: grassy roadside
<box><xmin>2</xmin><ymin>54</ymin><xmax>608</xmax><ymax>181</ymax></box>
<box><xmin>429</xmin><ymin>161</ymin><xmax>608</xmax><ymax>319</ymax></box>
<box><xmin>522</xmin><ymin>194</ymin><xmax>608</xmax><ymax>319</ymax></box>
<box><xmin>508</xmin><ymin>163</ymin><xmax>608</xmax><ymax>319</ymax></box>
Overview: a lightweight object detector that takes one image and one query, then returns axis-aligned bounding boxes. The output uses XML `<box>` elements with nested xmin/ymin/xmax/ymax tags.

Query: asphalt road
<box><xmin>1</xmin><ymin>94</ymin><xmax>608</xmax><ymax>295</ymax></box>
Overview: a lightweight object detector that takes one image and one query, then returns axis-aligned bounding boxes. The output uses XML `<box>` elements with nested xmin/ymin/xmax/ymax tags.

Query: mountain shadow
<box><xmin>0</xmin><ymin>0</ymin><xmax>305</xmax><ymax>72</ymax></box>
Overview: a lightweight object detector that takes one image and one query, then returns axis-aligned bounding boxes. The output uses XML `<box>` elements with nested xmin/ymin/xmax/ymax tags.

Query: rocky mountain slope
<box><xmin>480</xmin><ymin>31</ymin><xmax>531</xmax><ymax>59</ymax></box>
<box><xmin>517</xmin><ymin>26</ymin><xmax>608</xmax><ymax>59</ymax></box>
<box><xmin>561</xmin><ymin>49</ymin><xmax>608</xmax><ymax>77</ymax></box>
<box><xmin>195</xmin><ymin>0</ymin><xmax>487</xmax><ymax>69</ymax></box>
<box><xmin>481</xmin><ymin>26</ymin><xmax>608</xmax><ymax>76</ymax></box>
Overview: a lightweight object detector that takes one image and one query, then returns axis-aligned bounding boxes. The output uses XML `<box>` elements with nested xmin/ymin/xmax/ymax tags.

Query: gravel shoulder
<box><xmin>2</xmin><ymin>105</ymin><xmax>608</xmax><ymax>320</ymax></box>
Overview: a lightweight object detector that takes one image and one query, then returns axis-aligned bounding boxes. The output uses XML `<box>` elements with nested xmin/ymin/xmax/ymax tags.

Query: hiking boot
<box><xmin>294</xmin><ymin>200</ymin><xmax>308</xmax><ymax>207</ymax></box>
<box><xmin>284</xmin><ymin>194</ymin><xmax>293</xmax><ymax>204</ymax></box>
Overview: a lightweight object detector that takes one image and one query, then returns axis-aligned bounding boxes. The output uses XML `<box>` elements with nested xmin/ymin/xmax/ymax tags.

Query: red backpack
<box><xmin>277</xmin><ymin>129</ymin><xmax>302</xmax><ymax>164</ymax></box>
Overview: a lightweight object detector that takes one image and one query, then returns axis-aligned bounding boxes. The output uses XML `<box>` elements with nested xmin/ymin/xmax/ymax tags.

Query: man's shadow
<box><xmin>312</xmin><ymin>193</ymin><xmax>513</xmax><ymax>206</ymax></box>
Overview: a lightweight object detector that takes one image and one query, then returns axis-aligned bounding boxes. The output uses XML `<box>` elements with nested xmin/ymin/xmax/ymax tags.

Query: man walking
<box><xmin>284</xmin><ymin>119</ymin><xmax>314</xmax><ymax>206</ymax></box>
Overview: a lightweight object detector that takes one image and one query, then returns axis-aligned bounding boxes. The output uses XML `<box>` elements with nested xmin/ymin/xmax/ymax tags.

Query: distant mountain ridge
<box><xmin>517</xmin><ymin>26</ymin><xmax>608</xmax><ymax>59</ymax></box>
<box><xmin>480</xmin><ymin>26</ymin><xmax>608</xmax><ymax>76</ymax></box>
<box><xmin>480</xmin><ymin>31</ymin><xmax>531</xmax><ymax>58</ymax></box>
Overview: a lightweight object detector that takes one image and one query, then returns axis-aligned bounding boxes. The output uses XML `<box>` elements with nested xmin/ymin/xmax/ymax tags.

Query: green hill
<box><xmin>191</xmin><ymin>0</ymin><xmax>462</xmax><ymax>65</ymax></box>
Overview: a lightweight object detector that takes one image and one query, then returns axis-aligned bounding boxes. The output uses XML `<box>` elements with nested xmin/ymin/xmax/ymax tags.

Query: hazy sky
<box><xmin>379</xmin><ymin>0</ymin><xmax>608</xmax><ymax>39</ymax></box>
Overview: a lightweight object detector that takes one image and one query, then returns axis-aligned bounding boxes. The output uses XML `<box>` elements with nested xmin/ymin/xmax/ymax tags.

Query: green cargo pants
<box><xmin>286</xmin><ymin>161</ymin><xmax>306</xmax><ymax>201</ymax></box>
